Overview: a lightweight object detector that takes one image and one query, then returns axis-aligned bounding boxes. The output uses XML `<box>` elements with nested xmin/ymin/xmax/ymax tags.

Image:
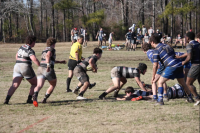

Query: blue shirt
<box><xmin>153</xmin><ymin>43</ymin><xmax>182</xmax><ymax>67</ymax></box>
<box><xmin>175</xmin><ymin>52</ymin><xmax>186</xmax><ymax>61</ymax></box>
<box><xmin>126</xmin><ymin>32</ymin><xmax>132</xmax><ymax>40</ymax></box>
<box><xmin>147</xmin><ymin>49</ymin><xmax>163</xmax><ymax>67</ymax></box>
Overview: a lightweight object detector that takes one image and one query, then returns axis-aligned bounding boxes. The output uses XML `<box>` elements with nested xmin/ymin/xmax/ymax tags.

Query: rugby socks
<box><xmin>99</xmin><ymin>92</ymin><xmax>108</xmax><ymax>99</ymax></box>
<box><xmin>75</xmin><ymin>86</ymin><xmax>81</xmax><ymax>91</ymax></box>
<box><xmin>78</xmin><ymin>91</ymin><xmax>84</xmax><ymax>97</ymax></box>
<box><xmin>158</xmin><ymin>87</ymin><xmax>163</xmax><ymax>102</ymax></box>
<box><xmin>153</xmin><ymin>95</ymin><xmax>157</xmax><ymax>100</ymax></box>
<box><xmin>66</xmin><ymin>78</ymin><xmax>72</xmax><ymax>90</ymax></box>
<box><xmin>163</xmin><ymin>94</ymin><xmax>167</xmax><ymax>98</ymax></box>
<box><xmin>44</xmin><ymin>93</ymin><xmax>51</xmax><ymax>100</ymax></box>
<box><xmin>27</xmin><ymin>95</ymin><xmax>32</xmax><ymax>101</ymax></box>
<box><xmin>4</xmin><ymin>95</ymin><xmax>11</xmax><ymax>104</ymax></box>
<box><xmin>33</xmin><ymin>92</ymin><xmax>38</xmax><ymax>101</ymax></box>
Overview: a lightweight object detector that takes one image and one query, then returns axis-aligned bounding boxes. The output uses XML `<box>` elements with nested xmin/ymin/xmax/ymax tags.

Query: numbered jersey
<box><xmin>40</xmin><ymin>47</ymin><xmax>56</xmax><ymax>68</ymax></box>
<box><xmin>153</xmin><ymin>43</ymin><xmax>182</xmax><ymax>67</ymax></box>
<box><xmin>16</xmin><ymin>44</ymin><xmax>35</xmax><ymax>65</ymax></box>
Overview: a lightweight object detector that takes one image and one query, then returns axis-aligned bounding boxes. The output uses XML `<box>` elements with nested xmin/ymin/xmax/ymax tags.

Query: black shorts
<box><xmin>68</xmin><ymin>59</ymin><xmax>77</xmax><ymax>70</ymax></box>
<box><xmin>187</xmin><ymin>65</ymin><xmax>200</xmax><ymax>79</ymax></box>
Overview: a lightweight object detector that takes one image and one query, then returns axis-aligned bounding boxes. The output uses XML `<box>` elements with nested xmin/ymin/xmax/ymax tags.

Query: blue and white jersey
<box><xmin>147</xmin><ymin>49</ymin><xmax>163</xmax><ymax>67</ymax></box>
<box><xmin>153</xmin><ymin>43</ymin><xmax>182</xmax><ymax>67</ymax></box>
<box><xmin>126</xmin><ymin>32</ymin><xmax>132</xmax><ymax>40</ymax></box>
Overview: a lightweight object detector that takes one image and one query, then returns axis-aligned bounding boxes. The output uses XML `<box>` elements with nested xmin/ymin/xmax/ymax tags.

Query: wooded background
<box><xmin>0</xmin><ymin>0</ymin><xmax>199</xmax><ymax>43</ymax></box>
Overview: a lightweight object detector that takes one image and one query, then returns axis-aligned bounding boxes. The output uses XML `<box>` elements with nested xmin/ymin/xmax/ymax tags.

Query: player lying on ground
<box><xmin>99</xmin><ymin>63</ymin><xmax>151</xmax><ymax>100</ymax></box>
<box><xmin>32</xmin><ymin>37</ymin><xmax>66</xmax><ymax>107</ymax></box>
<box><xmin>116</xmin><ymin>86</ymin><xmax>152</xmax><ymax>101</ymax></box>
<box><xmin>4</xmin><ymin>35</ymin><xmax>40</xmax><ymax>104</ymax></box>
<box><xmin>73</xmin><ymin>48</ymin><xmax>102</xmax><ymax>100</ymax></box>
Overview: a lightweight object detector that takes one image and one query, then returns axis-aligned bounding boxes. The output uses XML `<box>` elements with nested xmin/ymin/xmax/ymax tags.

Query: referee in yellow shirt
<box><xmin>66</xmin><ymin>35</ymin><xmax>84</xmax><ymax>92</ymax></box>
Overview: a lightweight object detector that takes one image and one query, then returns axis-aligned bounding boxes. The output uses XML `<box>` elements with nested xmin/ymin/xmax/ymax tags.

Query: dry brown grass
<box><xmin>0</xmin><ymin>41</ymin><xmax>199</xmax><ymax>133</ymax></box>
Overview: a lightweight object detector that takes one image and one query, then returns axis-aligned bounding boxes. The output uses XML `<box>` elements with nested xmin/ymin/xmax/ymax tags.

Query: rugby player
<box><xmin>150</xmin><ymin>33</ymin><xmax>194</xmax><ymax>105</ymax></box>
<box><xmin>182</xmin><ymin>32</ymin><xmax>200</xmax><ymax>106</ymax></box>
<box><xmin>4</xmin><ymin>35</ymin><xmax>40</xmax><ymax>104</ymax></box>
<box><xmin>99</xmin><ymin>63</ymin><xmax>150</xmax><ymax>99</ymax></box>
<box><xmin>73</xmin><ymin>48</ymin><xmax>102</xmax><ymax>100</ymax></box>
<box><xmin>32</xmin><ymin>37</ymin><xmax>66</xmax><ymax>107</ymax></box>
<box><xmin>108</xmin><ymin>32</ymin><xmax>114</xmax><ymax>49</ymax></box>
<box><xmin>142</xmin><ymin>42</ymin><xmax>168</xmax><ymax>102</ymax></box>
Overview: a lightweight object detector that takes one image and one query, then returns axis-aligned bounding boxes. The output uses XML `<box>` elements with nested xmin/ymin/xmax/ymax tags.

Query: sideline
<box><xmin>17</xmin><ymin>116</ymin><xmax>50</xmax><ymax>133</ymax></box>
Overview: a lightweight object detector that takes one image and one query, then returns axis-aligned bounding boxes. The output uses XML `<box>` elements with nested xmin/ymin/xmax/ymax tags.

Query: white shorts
<box><xmin>37</xmin><ymin>66</ymin><xmax>56</xmax><ymax>81</ymax></box>
<box><xmin>13</xmin><ymin>63</ymin><xmax>36</xmax><ymax>79</ymax></box>
<box><xmin>108</xmin><ymin>38</ymin><xmax>112</xmax><ymax>44</ymax></box>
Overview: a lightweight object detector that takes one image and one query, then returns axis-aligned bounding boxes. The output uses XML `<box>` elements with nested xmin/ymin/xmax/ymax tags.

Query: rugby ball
<box><xmin>86</xmin><ymin>64</ymin><xmax>97</xmax><ymax>71</ymax></box>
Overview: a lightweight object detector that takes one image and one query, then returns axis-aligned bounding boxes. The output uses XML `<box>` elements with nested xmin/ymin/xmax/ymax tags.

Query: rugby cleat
<box><xmin>4</xmin><ymin>100</ymin><xmax>9</xmax><ymax>104</ymax></box>
<box><xmin>41</xmin><ymin>99</ymin><xmax>47</xmax><ymax>103</ymax></box>
<box><xmin>66</xmin><ymin>89</ymin><xmax>72</xmax><ymax>92</ymax></box>
<box><xmin>33</xmin><ymin>101</ymin><xmax>38</xmax><ymax>107</ymax></box>
<box><xmin>113</xmin><ymin>90</ymin><xmax>119</xmax><ymax>97</ymax></box>
<box><xmin>99</xmin><ymin>95</ymin><xmax>105</xmax><ymax>100</ymax></box>
<box><xmin>155</xmin><ymin>101</ymin><xmax>164</xmax><ymax>106</ymax></box>
<box><xmin>72</xmin><ymin>89</ymin><xmax>79</xmax><ymax>95</ymax></box>
<box><xmin>186</xmin><ymin>97</ymin><xmax>194</xmax><ymax>103</ymax></box>
<box><xmin>163</xmin><ymin>96</ymin><xmax>169</xmax><ymax>102</ymax></box>
<box><xmin>76</xmin><ymin>96</ymin><xmax>87</xmax><ymax>100</ymax></box>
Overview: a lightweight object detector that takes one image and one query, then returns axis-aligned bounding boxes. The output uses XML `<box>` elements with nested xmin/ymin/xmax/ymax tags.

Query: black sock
<box><xmin>44</xmin><ymin>93</ymin><xmax>50</xmax><ymax>100</ymax></box>
<box><xmin>5</xmin><ymin>95</ymin><xmax>11</xmax><ymax>102</ymax></box>
<box><xmin>27</xmin><ymin>95</ymin><xmax>32</xmax><ymax>101</ymax></box>
<box><xmin>33</xmin><ymin>92</ymin><xmax>38</xmax><ymax>101</ymax></box>
<box><xmin>66</xmin><ymin>78</ymin><xmax>72</xmax><ymax>90</ymax></box>
<box><xmin>195</xmin><ymin>95</ymin><xmax>200</xmax><ymax>100</ymax></box>
<box><xmin>75</xmin><ymin>86</ymin><xmax>81</xmax><ymax>91</ymax></box>
<box><xmin>100</xmin><ymin>92</ymin><xmax>108</xmax><ymax>97</ymax></box>
<box><xmin>78</xmin><ymin>91</ymin><xmax>84</xmax><ymax>97</ymax></box>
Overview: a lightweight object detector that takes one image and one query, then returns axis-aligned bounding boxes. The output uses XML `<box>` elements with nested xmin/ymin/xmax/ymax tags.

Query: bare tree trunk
<box><xmin>181</xmin><ymin>2</ymin><xmax>183</xmax><ymax>37</ymax></box>
<box><xmin>40</xmin><ymin>0</ymin><xmax>43</xmax><ymax>37</ymax></box>
<box><xmin>164</xmin><ymin>0</ymin><xmax>168</xmax><ymax>35</ymax></box>
<box><xmin>46</xmin><ymin>8</ymin><xmax>48</xmax><ymax>39</ymax></box>
<box><xmin>152</xmin><ymin>0</ymin><xmax>155</xmax><ymax>30</ymax></box>
<box><xmin>3</xmin><ymin>18</ymin><xmax>5</xmax><ymax>43</ymax></box>
<box><xmin>142</xmin><ymin>0</ymin><xmax>144</xmax><ymax>25</ymax></box>
<box><xmin>29</xmin><ymin>0</ymin><xmax>34</xmax><ymax>35</ymax></box>
<box><xmin>51</xmin><ymin>1</ymin><xmax>55</xmax><ymax>38</ymax></box>
<box><xmin>63</xmin><ymin>9</ymin><xmax>66</xmax><ymax>42</ymax></box>
<box><xmin>9</xmin><ymin>12</ymin><xmax>12</xmax><ymax>41</ymax></box>
<box><xmin>195</xmin><ymin>0</ymin><xmax>197</xmax><ymax>34</ymax></box>
<box><xmin>0</xmin><ymin>18</ymin><xmax>2</xmax><ymax>41</ymax></box>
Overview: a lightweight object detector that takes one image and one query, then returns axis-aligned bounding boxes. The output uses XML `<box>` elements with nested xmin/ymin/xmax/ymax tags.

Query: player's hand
<box><xmin>46</xmin><ymin>67</ymin><xmax>50</xmax><ymax>72</ymax></box>
<box><xmin>92</xmin><ymin>68</ymin><xmax>97</xmax><ymax>73</ymax></box>
<box><xmin>175</xmin><ymin>55</ymin><xmax>180</xmax><ymax>59</ymax></box>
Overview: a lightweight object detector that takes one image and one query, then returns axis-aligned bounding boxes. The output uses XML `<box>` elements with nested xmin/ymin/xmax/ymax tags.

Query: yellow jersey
<box><xmin>69</xmin><ymin>42</ymin><xmax>82</xmax><ymax>60</ymax></box>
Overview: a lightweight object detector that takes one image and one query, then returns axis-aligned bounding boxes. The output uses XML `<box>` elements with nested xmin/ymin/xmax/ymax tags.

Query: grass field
<box><xmin>0</xmin><ymin>41</ymin><xmax>199</xmax><ymax>133</ymax></box>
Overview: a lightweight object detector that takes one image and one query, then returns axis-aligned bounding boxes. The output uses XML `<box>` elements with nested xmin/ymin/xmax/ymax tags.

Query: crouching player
<box><xmin>99</xmin><ymin>63</ymin><xmax>151</xmax><ymax>99</ymax></box>
<box><xmin>116</xmin><ymin>87</ymin><xmax>152</xmax><ymax>101</ymax></box>
<box><xmin>150</xmin><ymin>33</ymin><xmax>194</xmax><ymax>105</ymax></box>
<box><xmin>73</xmin><ymin>48</ymin><xmax>102</xmax><ymax>100</ymax></box>
<box><xmin>142</xmin><ymin>42</ymin><xmax>168</xmax><ymax>102</ymax></box>
<box><xmin>33</xmin><ymin>37</ymin><xmax>66</xmax><ymax>107</ymax></box>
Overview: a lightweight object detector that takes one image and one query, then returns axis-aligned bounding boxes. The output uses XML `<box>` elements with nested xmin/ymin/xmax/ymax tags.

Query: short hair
<box><xmin>46</xmin><ymin>37</ymin><xmax>56</xmax><ymax>47</ymax></box>
<box><xmin>93</xmin><ymin>48</ymin><xmax>102</xmax><ymax>54</ymax></box>
<box><xmin>197</xmin><ymin>32</ymin><xmax>200</xmax><ymax>39</ymax></box>
<box><xmin>149</xmin><ymin>33</ymin><xmax>160</xmax><ymax>44</ymax></box>
<box><xmin>26</xmin><ymin>35</ymin><xmax>36</xmax><ymax>45</ymax></box>
<box><xmin>77</xmin><ymin>35</ymin><xmax>84</xmax><ymax>40</ymax></box>
<box><xmin>137</xmin><ymin>63</ymin><xmax>147</xmax><ymax>74</ymax></box>
<box><xmin>142</xmin><ymin>42</ymin><xmax>151</xmax><ymax>51</ymax></box>
<box><xmin>186</xmin><ymin>32</ymin><xmax>195</xmax><ymax>40</ymax></box>
<box><xmin>125</xmin><ymin>87</ymin><xmax>135</xmax><ymax>94</ymax></box>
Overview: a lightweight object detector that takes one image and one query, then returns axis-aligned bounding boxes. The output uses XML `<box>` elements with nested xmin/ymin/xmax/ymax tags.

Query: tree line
<box><xmin>0</xmin><ymin>0</ymin><xmax>199</xmax><ymax>43</ymax></box>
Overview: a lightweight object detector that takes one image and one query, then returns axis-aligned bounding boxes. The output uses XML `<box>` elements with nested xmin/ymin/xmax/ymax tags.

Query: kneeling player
<box><xmin>99</xmin><ymin>63</ymin><xmax>150</xmax><ymax>99</ymax></box>
<box><xmin>32</xmin><ymin>38</ymin><xmax>66</xmax><ymax>107</ymax></box>
<box><xmin>73</xmin><ymin>48</ymin><xmax>102</xmax><ymax>100</ymax></box>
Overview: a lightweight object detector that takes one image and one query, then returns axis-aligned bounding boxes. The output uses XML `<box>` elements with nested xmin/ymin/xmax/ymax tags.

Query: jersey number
<box><xmin>18</xmin><ymin>49</ymin><xmax>25</xmax><ymax>57</ymax></box>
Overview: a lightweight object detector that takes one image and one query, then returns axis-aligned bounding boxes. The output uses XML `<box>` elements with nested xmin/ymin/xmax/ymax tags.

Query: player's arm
<box><xmin>135</xmin><ymin>77</ymin><xmax>148</xmax><ymax>92</ymax></box>
<box><xmin>176</xmin><ymin>53</ymin><xmax>187</xmax><ymax>59</ymax></box>
<box><xmin>45</xmin><ymin>51</ymin><xmax>52</xmax><ymax>72</ymax></box>
<box><xmin>30</xmin><ymin>55</ymin><xmax>40</xmax><ymax>66</ymax></box>
<box><xmin>152</xmin><ymin>62</ymin><xmax>158</xmax><ymax>83</ymax></box>
<box><xmin>89</xmin><ymin>58</ymin><xmax>97</xmax><ymax>73</ymax></box>
<box><xmin>182</xmin><ymin>45</ymin><xmax>192</xmax><ymax>65</ymax></box>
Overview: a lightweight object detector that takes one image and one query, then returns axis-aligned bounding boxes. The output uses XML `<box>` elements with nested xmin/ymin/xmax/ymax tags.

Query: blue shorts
<box><xmin>98</xmin><ymin>37</ymin><xmax>103</xmax><ymax>41</ymax></box>
<box><xmin>161</xmin><ymin>66</ymin><xmax>184</xmax><ymax>80</ymax></box>
<box><xmin>184</xmin><ymin>62</ymin><xmax>191</xmax><ymax>69</ymax></box>
<box><xmin>156</xmin><ymin>65</ymin><xmax>165</xmax><ymax>75</ymax></box>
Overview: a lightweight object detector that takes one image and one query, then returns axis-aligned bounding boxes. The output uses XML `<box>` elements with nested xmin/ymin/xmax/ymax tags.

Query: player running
<box><xmin>73</xmin><ymin>48</ymin><xmax>102</xmax><ymax>100</ymax></box>
<box><xmin>32</xmin><ymin>37</ymin><xmax>66</xmax><ymax>107</ymax></box>
<box><xmin>4</xmin><ymin>35</ymin><xmax>40</xmax><ymax>104</ymax></box>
